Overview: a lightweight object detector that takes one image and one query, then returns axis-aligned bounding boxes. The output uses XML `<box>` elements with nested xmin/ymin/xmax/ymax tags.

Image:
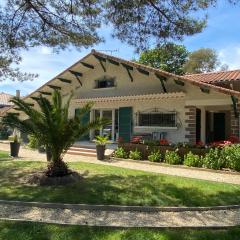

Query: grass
<box><xmin>0</xmin><ymin>220</ymin><xmax>240</xmax><ymax>240</ymax></box>
<box><xmin>0</xmin><ymin>151</ymin><xmax>10</xmax><ymax>160</ymax></box>
<box><xmin>0</xmin><ymin>150</ymin><xmax>240</xmax><ymax>207</ymax></box>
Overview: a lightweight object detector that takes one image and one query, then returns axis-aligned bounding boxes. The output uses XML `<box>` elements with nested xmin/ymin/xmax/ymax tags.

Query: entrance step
<box><xmin>66</xmin><ymin>145</ymin><xmax>115</xmax><ymax>158</ymax></box>
<box><xmin>67</xmin><ymin>145</ymin><xmax>97</xmax><ymax>157</ymax></box>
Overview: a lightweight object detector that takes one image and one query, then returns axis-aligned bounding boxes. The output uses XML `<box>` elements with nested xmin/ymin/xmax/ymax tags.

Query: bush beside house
<box><xmin>114</xmin><ymin>142</ymin><xmax>240</xmax><ymax>172</ymax></box>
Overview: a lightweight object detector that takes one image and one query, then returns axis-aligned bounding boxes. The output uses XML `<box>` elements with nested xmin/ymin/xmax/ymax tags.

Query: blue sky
<box><xmin>1</xmin><ymin>0</ymin><xmax>240</xmax><ymax>96</ymax></box>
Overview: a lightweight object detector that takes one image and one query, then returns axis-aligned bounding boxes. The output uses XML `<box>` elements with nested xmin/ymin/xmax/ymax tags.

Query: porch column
<box><xmin>112</xmin><ymin>110</ymin><xmax>115</xmax><ymax>142</ymax></box>
<box><xmin>90</xmin><ymin>110</ymin><xmax>94</xmax><ymax>140</ymax></box>
<box><xmin>200</xmin><ymin>107</ymin><xmax>206</xmax><ymax>144</ymax></box>
<box><xmin>100</xmin><ymin>110</ymin><xmax>103</xmax><ymax>136</ymax></box>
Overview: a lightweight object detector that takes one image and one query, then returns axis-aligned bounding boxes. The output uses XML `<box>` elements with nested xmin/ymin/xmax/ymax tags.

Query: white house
<box><xmin>6</xmin><ymin>50</ymin><xmax>240</xmax><ymax>145</ymax></box>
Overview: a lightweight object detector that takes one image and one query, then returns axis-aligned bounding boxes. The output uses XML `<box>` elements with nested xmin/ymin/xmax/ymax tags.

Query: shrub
<box><xmin>129</xmin><ymin>149</ymin><xmax>142</xmax><ymax>160</ymax></box>
<box><xmin>221</xmin><ymin>144</ymin><xmax>240</xmax><ymax>171</ymax></box>
<box><xmin>148</xmin><ymin>150</ymin><xmax>162</xmax><ymax>162</ymax></box>
<box><xmin>114</xmin><ymin>147</ymin><xmax>128</xmax><ymax>159</ymax></box>
<box><xmin>203</xmin><ymin>148</ymin><xmax>225</xmax><ymax>170</ymax></box>
<box><xmin>28</xmin><ymin>135</ymin><xmax>40</xmax><ymax>149</ymax></box>
<box><xmin>144</xmin><ymin>140</ymin><xmax>159</xmax><ymax>146</ymax></box>
<box><xmin>0</xmin><ymin>124</ymin><xmax>11</xmax><ymax>140</ymax></box>
<box><xmin>183</xmin><ymin>151</ymin><xmax>203</xmax><ymax>167</ymax></box>
<box><xmin>164</xmin><ymin>149</ymin><xmax>182</xmax><ymax>165</ymax></box>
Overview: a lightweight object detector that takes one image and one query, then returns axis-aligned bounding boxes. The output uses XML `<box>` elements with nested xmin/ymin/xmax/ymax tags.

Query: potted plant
<box><xmin>94</xmin><ymin>135</ymin><xmax>111</xmax><ymax>160</ymax></box>
<box><xmin>9</xmin><ymin>134</ymin><xmax>21</xmax><ymax>157</ymax></box>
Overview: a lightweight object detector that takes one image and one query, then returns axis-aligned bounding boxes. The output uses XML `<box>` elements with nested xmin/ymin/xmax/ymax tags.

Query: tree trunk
<box><xmin>46</xmin><ymin>156</ymin><xmax>69</xmax><ymax>177</ymax></box>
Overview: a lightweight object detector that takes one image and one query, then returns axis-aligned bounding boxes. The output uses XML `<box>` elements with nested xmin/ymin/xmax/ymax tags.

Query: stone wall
<box><xmin>185</xmin><ymin>106</ymin><xmax>196</xmax><ymax>144</ymax></box>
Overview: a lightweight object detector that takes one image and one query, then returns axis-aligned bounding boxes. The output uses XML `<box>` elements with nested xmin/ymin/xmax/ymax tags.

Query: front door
<box><xmin>213</xmin><ymin>113</ymin><xmax>225</xmax><ymax>141</ymax></box>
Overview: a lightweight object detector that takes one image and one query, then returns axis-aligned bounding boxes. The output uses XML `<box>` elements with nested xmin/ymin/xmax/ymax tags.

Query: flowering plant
<box><xmin>130</xmin><ymin>136</ymin><xmax>143</xmax><ymax>144</ymax></box>
<box><xmin>211</xmin><ymin>140</ymin><xmax>232</xmax><ymax>148</ymax></box>
<box><xmin>159</xmin><ymin>139</ymin><xmax>169</xmax><ymax>146</ymax></box>
<box><xmin>228</xmin><ymin>135</ymin><xmax>240</xmax><ymax>143</ymax></box>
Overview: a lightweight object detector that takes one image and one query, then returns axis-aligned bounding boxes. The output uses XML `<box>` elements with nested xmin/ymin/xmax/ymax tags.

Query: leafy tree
<box><xmin>137</xmin><ymin>43</ymin><xmax>189</xmax><ymax>75</ymax></box>
<box><xmin>1</xmin><ymin>90</ymin><xmax>108</xmax><ymax>177</ymax></box>
<box><xmin>183</xmin><ymin>48</ymin><xmax>220</xmax><ymax>73</ymax></box>
<box><xmin>0</xmin><ymin>0</ymin><xmax>237</xmax><ymax>81</ymax></box>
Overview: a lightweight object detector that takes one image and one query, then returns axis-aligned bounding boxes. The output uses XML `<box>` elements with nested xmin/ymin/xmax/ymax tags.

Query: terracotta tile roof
<box><xmin>0</xmin><ymin>92</ymin><xmax>14</xmax><ymax>106</ymax></box>
<box><xmin>185</xmin><ymin>70</ymin><xmax>240</xmax><ymax>83</ymax></box>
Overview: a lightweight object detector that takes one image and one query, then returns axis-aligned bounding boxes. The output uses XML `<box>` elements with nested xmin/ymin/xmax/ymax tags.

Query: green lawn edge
<box><xmin>0</xmin><ymin>220</ymin><xmax>240</xmax><ymax>240</ymax></box>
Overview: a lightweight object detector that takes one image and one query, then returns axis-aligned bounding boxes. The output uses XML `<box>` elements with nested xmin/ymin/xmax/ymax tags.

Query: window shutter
<box><xmin>119</xmin><ymin>107</ymin><xmax>133</xmax><ymax>142</ymax></box>
<box><xmin>75</xmin><ymin>108</ymin><xmax>90</xmax><ymax>141</ymax></box>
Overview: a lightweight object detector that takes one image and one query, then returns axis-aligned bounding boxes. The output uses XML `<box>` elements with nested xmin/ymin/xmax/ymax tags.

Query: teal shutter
<box><xmin>75</xmin><ymin>108</ymin><xmax>90</xmax><ymax>141</ymax></box>
<box><xmin>119</xmin><ymin>107</ymin><xmax>133</xmax><ymax>142</ymax></box>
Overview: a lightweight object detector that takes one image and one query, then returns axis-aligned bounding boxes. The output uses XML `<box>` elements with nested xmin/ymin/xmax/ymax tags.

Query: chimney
<box><xmin>16</xmin><ymin>90</ymin><xmax>20</xmax><ymax>98</ymax></box>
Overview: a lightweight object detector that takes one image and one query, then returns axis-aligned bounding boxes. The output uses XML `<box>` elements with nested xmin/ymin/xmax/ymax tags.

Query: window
<box><xmin>138</xmin><ymin>112</ymin><xmax>176</xmax><ymax>127</ymax></box>
<box><xmin>97</xmin><ymin>80</ymin><xmax>114</xmax><ymax>88</ymax></box>
<box><xmin>95</xmin><ymin>76</ymin><xmax>115</xmax><ymax>89</ymax></box>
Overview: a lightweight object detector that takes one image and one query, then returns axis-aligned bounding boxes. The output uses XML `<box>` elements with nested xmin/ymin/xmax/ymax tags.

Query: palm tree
<box><xmin>1</xmin><ymin>90</ymin><xmax>109</xmax><ymax>177</ymax></box>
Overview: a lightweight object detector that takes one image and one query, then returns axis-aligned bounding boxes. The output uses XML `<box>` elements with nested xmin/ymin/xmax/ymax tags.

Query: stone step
<box><xmin>68</xmin><ymin>147</ymin><xmax>96</xmax><ymax>153</ymax></box>
<box><xmin>66</xmin><ymin>145</ymin><xmax>115</xmax><ymax>158</ymax></box>
<box><xmin>66</xmin><ymin>150</ymin><xmax>97</xmax><ymax>157</ymax></box>
<box><xmin>73</xmin><ymin>144</ymin><xmax>96</xmax><ymax>149</ymax></box>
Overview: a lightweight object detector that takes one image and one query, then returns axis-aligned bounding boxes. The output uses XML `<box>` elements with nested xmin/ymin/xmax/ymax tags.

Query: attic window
<box><xmin>95</xmin><ymin>76</ymin><xmax>116</xmax><ymax>89</ymax></box>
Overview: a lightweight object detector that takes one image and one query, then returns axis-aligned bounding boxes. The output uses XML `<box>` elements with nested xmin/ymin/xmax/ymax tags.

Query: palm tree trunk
<box><xmin>46</xmin><ymin>150</ymin><xmax>69</xmax><ymax>177</ymax></box>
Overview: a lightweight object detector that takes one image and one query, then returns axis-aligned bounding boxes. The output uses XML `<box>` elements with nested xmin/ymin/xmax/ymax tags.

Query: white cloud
<box><xmin>218</xmin><ymin>45</ymin><xmax>240</xmax><ymax>70</ymax></box>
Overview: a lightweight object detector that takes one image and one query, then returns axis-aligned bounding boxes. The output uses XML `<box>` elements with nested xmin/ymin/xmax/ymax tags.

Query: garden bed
<box><xmin>119</xmin><ymin>143</ymin><xmax>208</xmax><ymax>159</ymax></box>
<box><xmin>117</xmin><ymin>143</ymin><xmax>240</xmax><ymax>172</ymax></box>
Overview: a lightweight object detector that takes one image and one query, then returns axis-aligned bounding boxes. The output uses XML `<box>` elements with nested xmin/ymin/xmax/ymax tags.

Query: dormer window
<box><xmin>95</xmin><ymin>76</ymin><xmax>116</xmax><ymax>89</ymax></box>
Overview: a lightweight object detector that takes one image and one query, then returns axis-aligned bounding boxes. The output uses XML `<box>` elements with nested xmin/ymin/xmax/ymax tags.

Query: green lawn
<box><xmin>0</xmin><ymin>150</ymin><xmax>240</xmax><ymax>207</ymax></box>
<box><xmin>0</xmin><ymin>151</ymin><xmax>9</xmax><ymax>159</ymax></box>
<box><xmin>0</xmin><ymin>220</ymin><xmax>240</xmax><ymax>240</ymax></box>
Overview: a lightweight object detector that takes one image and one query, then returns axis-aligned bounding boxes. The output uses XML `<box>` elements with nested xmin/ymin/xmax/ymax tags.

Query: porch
<box><xmin>186</xmin><ymin>101</ymin><xmax>239</xmax><ymax>145</ymax></box>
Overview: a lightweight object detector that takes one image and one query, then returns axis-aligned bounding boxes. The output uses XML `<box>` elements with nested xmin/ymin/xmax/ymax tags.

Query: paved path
<box><xmin>1</xmin><ymin>143</ymin><xmax>240</xmax><ymax>185</ymax></box>
<box><xmin>0</xmin><ymin>200</ymin><xmax>240</xmax><ymax>228</ymax></box>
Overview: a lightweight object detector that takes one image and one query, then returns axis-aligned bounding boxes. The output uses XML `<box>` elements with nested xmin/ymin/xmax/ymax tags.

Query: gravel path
<box><xmin>1</xmin><ymin>143</ymin><xmax>240</xmax><ymax>185</ymax></box>
<box><xmin>0</xmin><ymin>201</ymin><xmax>240</xmax><ymax>227</ymax></box>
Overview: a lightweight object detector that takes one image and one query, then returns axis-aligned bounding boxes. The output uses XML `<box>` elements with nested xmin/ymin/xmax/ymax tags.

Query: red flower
<box><xmin>159</xmin><ymin>139</ymin><xmax>169</xmax><ymax>145</ymax></box>
<box><xmin>211</xmin><ymin>140</ymin><xmax>232</xmax><ymax>147</ymax></box>
<box><xmin>130</xmin><ymin>136</ymin><xmax>142</xmax><ymax>144</ymax></box>
<box><xmin>228</xmin><ymin>135</ymin><xmax>240</xmax><ymax>143</ymax></box>
<box><xmin>196</xmin><ymin>140</ymin><xmax>204</xmax><ymax>146</ymax></box>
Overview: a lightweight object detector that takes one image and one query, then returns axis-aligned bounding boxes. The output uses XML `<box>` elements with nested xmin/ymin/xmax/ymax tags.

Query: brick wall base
<box><xmin>230</xmin><ymin>105</ymin><xmax>240</xmax><ymax>137</ymax></box>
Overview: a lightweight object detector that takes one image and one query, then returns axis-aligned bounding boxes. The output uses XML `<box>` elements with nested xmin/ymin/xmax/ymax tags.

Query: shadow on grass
<box><xmin>1</xmin><ymin>221</ymin><xmax>240</xmax><ymax>240</ymax></box>
<box><xmin>0</xmin><ymin>165</ymin><xmax>240</xmax><ymax>207</ymax></box>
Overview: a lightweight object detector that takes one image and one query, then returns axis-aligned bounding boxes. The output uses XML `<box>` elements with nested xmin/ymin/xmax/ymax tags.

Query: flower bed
<box><xmin>116</xmin><ymin>143</ymin><xmax>240</xmax><ymax>172</ymax></box>
<box><xmin>118</xmin><ymin>143</ymin><xmax>208</xmax><ymax>160</ymax></box>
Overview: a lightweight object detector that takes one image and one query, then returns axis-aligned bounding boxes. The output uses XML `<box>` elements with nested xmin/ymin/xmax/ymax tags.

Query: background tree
<box><xmin>183</xmin><ymin>48</ymin><xmax>220</xmax><ymax>73</ymax></box>
<box><xmin>137</xmin><ymin>43</ymin><xmax>189</xmax><ymax>75</ymax></box>
<box><xmin>1</xmin><ymin>90</ymin><xmax>108</xmax><ymax>177</ymax></box>
<box><xmin>0</xmin><ymin>0</ymin><xmax>237</xmax><ymax>81</ymax></box>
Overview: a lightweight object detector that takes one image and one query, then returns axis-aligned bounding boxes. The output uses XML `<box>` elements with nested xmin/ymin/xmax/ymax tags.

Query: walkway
<box><xmin>0</xmin><ymin>143</ymin><xmax>240</xmax><ymax>185</ymax></box>
<box><xmin>0</xmin><ymin>200</ymin><xmax>239</xmax><ymax>228</ymax></box>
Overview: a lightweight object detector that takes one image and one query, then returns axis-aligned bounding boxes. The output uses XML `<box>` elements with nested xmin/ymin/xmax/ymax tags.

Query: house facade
<box><xmin>7</xmin><ymin>50</ymin><xmax>240</xmax><ymax>144</ymax></box>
